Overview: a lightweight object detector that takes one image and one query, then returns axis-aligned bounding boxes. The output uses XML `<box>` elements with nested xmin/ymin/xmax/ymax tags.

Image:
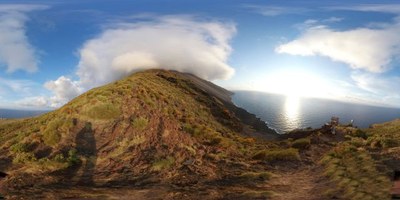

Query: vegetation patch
<box><xmin>237</xmin><ymin>171</ymin><xmax>272</xmax><ymax>181</ymax></box>
<box><xmin>86</xmin><ymin>103</ymin><xmax>121</xmax><ymax>120</ymax></box>
<box><xmin>42</xmin><ymin>119</ymin><xmax>64</xmax><ymax>146</ymax></box>
<box><xmin>131</xmin><ymin>117</ymin><xmax>149</xmax><ymax>130</ymax></box>
<box><xmin>253</xmin><ymin>148</ymin><xmax>300</xmax><ymax>161</ymax></box>
<box><xmin>291</xmin><ymin>137</ymin><xmax>311</xmax><ymax>149</ymax></box>
<box><xmin>320</xmin><ymin>142</ymin><xmax>391</xmax><ymax>199</ymax></box>
<box><xmin>152</xmin><ymin>156</ymin><xmax>175</xmax><ymax>171</ymax></box>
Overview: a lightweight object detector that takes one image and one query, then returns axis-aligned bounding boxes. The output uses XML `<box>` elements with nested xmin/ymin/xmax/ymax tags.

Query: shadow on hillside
<box><xmin>74</xmin><ymin>122</ymin><xmax>97</xmax><ymax>185</ymax></box>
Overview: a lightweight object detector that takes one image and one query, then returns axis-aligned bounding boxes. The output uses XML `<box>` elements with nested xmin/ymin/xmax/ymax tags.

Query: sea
<box><xmin>232</xmin><ymin>91</ymin><xmax>400</xmax><ymax>134</ymax></box>
<box><xmin>0</xmin><ymin>109</ymin><xmax>48</xmax><ymax>119</ymax></box>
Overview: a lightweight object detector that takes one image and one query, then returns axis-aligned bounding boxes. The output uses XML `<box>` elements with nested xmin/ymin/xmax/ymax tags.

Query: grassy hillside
<box><xmin>0</xmin><ymin>69</ymin><xmax>398</xmax><ymax>199</ymax></box>
<box><xmin>319</xmin><ymin>120</ymin><xmax>400</xmax><ymax>200</ymax></box>
<box><xmin>0</xmin><ymin>70</ymin><xmax>280</xmax><ymax>199</ymax></box>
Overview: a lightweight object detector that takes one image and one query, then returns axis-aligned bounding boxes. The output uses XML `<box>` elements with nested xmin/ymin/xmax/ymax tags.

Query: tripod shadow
<box><xmin>74</xmin><ymin>122</ymin><xmax>97</xmax><ymax>185</ymax></box>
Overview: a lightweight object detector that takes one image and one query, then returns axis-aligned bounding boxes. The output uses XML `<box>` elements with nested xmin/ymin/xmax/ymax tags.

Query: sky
<box><xmin>1</xmin><ymin>0</ymin><xmax>400</xmax><ymax>109</ymax></box>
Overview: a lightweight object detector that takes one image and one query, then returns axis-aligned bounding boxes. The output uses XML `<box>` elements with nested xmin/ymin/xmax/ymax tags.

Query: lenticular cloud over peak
<box><xmin>46</xmin><ymin>15</ymin><xmax>236</xmax><ymax>107</ymax></box>
<box><xmin>77</xmin><ymin>16</ymin><xmax>236</xmax><ymax>88</ymax></box>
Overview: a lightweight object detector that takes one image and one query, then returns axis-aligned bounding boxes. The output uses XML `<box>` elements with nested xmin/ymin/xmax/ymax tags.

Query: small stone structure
<box><xmin>330</xmin><ymin>116</ymin><xmax>339</xmax><ymax>126</ymax></box>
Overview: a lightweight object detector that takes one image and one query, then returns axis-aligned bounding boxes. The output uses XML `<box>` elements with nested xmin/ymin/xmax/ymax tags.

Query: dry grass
<box><xmin>253</xmin><ymin>148</ymin><xmax>300</xmax><ymax>161</ymax></box>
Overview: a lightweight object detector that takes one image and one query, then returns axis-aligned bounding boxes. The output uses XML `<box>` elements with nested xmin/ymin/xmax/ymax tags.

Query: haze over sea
<box><xmin>233</xmin><ymin>91</ymin><xmax>400</xmax><ymax>134</ymax></box>
<box><xmin>0</xmin><ymin>109</ymin><xmax>48</xmax><ymax>119</ymax></box>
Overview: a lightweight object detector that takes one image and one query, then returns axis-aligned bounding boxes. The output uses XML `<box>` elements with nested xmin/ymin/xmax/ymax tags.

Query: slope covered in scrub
<box><xmin>0</xmin><ymin>70</ymin><xmax>278</xmax><ymax>199</ymax></box>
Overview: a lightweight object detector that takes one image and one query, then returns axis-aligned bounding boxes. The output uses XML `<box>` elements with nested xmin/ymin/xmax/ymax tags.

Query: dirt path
<box><xmin>268</xmin><ymin>166</ymin><xmax>324</xmax><ymax>200</ymax></box>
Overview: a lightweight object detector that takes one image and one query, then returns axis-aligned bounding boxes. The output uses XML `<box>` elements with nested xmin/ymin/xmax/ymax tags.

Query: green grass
<box><xmin>320</xmin><ymin>142</ymin><xmax>391</xmax><ymax>199</ymax></box>
<box><xmin>13</xmin><ymin>152</ymin><xmax>36</xmax><ymax>164</ymax></box>
<box><xmin>85</xmin><ymin>103</ymin><xmax>121</xmax><ymax>120</ymax></box>
<box><xmin>253</xmin><ymin>148</ymin><xmax>300</xmax><ymax>161</ymax></box>
<box><xmin>237</xmin><ymin>171</ymin><xmax>273</xmax><ymax>181</ymax></box>
<box><xmin>131</xmin><ymin>117</ymin><xmax>149</xmax><ymax>130</ymax></box>
<box><xmin>291</xmin><ymin>137</ymin><xmax>311</xmax><ymax>149</ymax></box>
<box><xmin>42</xmin><ymin>119</ymin><xmax>64</xmax><ymax>146</ymax></box>
<box><xmin>152</xmin><ymin>156</ymin><xmax>175</xmax><ymax>171</ymax></box>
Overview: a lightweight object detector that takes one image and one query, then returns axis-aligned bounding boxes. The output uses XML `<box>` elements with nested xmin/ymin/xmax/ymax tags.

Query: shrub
<box><xmin>152</xmin><ymin>156</ymin><xmax>175</xmax><ymax>171</ymax></box>
<box><xmin>13</xmin><ymin>152</ymin><xmax>36</xmax><ymax>164</ymax></box>
<box><xmin>291</xmin><ymin>138</ymin><xmax>311</xmax><ymax>149</ymax></box>
<box><xmin>381</xmin><ymin>137</ymin><xmax>399</xmax><ymax>148</ymax></box>
<box><xmin>238</xmin><ymin>172</ymin><xmax>272</xmax><ymax>181</ymax></box>
<box><xmin>86</xmin><ymin>103</ymin><xmax>121</xmax><ymax>120</ymax></box>
<box><xmin>10</xmin><ymin>143</ymin><xmax>28</xmax><ymax>153</ymax></box>
<box><xmin>53</xmin><ymin>153</ymin><xmax>65</xmax><ymax>162</ymax></box>
<box><xmin>253</xmin><ymin>148</ymin><xmax>300</xmax><ymax>161</ymax></box>
<box><xmin>67</xmin><ymin>149</ymin><xmax>79</xmax><ymax>166</ymax></box>
<box><xmin>353</xmin><ymin>129</ymin><xmax>368</xmax><ymax>139</ymax></box>
<box><xmin>42</xmin><ymin>119</ymin><xmax>63</xmax><ymax>146</ymax></box>
<box><xmin>131</xmin><ymin>117</ymin><xmax>149</xmax><ymax>130</ymax></box>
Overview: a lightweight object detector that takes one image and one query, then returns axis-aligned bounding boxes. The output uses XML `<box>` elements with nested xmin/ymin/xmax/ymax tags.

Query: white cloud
<box><xmin>323</xmin><ymin>17</ymin><xmax>343</xmax><ymax>23</ymax></box>
<box><xmin>0</xmin><ymin>77</ymin><xmax>37</xmax><ymax>94</ymax></box>
<box><xmin>351</xmin><ymin>72</ymin><xmax>400</xmax><ymax>107</ymax></box>
<box><xmin>0</xmin><ymin>4</ymin><xmax>47</xmax><ymax>73</ymax></box>
<box><xmin>46</xmin><ymin>15</ymin><xmax>236</xmax><ymax>107</ymax></box>
<box><xmin>16</xmin><ymin>96</ymin><xmax>48</xmax><ymax>108</ymax></box>
<box><xmin>44</xmin><ymin>76</ymin><xmax>82</xmax><ymax>107</ymax></box>
<box><xmin>328</xmin><ymin>4</ymin><xmax>400</xmax><ymax>14</ymax></box>
<box><xmin>245</xmin><ymin>5</ymin><xmax>309</xmax><ymax>16</ymax></box>
<box><xmin>276</xmin><ymin>21</ymin><xmax>400</xmax><ymax>73</ymax></box>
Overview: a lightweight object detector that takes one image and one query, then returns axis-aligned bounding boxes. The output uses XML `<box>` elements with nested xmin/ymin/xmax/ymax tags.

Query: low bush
<box><xmin>86</xmin><ymin>103</ymin><xmax>121</xmax><ymax>120</ymax></box>
<box><xmin>152</xmin><ymin>156</ymin><xmax>175</xmax><ymax>171</ymax></box>
<box><xmin>291</xmin><ymin>138</ymin><xmax>311</xmax><ymax>149</ymax></box>
<box><xmin>67</xmin><ymin>149</ymin><xmax>80</xmax><ymax>166</ymax></box>
<box><xmin>238</xmin><ymin>171</ymin><xmax>272</xmax><ymax>181</ymax></box>
<box><xmin>131</xmin><ymin>117</ymin><xmax>149</xmax><ymax>130</ymax></box>
<box><xmin>253</xmin><ymin>148</ymin><xmax>300</xmax><ymax>161</ymax></box>
<box><xmin>13</xmin><ymin>152</ymin><xmax>37</xmax><ymax>164</ymax></box>
<box><xmin>10</xmin><ymin>143</ymin><xmax>28</xmax><ymax>153</ymax></box>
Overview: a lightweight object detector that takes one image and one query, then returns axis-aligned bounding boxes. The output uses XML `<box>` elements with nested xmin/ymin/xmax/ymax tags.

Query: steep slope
<box><xmin>0</xmin><ymin>69</ymin><xmax>278</xmax><ymax>198</ymax></box>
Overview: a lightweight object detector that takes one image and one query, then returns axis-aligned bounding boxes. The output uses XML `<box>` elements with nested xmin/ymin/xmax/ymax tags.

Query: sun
<box><xmin>259</xmin><ymin>69</ymin><xmax>329</xmax><ymax>98</ymax></box>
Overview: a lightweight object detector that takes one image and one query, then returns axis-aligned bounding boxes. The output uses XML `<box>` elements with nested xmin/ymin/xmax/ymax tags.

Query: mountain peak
<box><xmin>0</xmin><ymin>69</ymin><xmax>277</xmax><ymax>198</ymax></box>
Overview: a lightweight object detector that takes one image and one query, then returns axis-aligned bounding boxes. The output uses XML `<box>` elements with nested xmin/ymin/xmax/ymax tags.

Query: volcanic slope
<box><xmin>0</xmin><ymin>69</ymin><xmax>279</xmax><ymax>199</ymax></box>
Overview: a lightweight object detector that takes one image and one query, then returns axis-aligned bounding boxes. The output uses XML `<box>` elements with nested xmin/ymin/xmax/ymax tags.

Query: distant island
<box><xmin>0</xmin><ymin>70</ymin><xmax>398</xmax><ymax>199</ymax></box>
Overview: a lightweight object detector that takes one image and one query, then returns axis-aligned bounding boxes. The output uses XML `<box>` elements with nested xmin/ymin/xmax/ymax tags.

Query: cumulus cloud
<box><xmin>0</xmin><ymin>4</ymin><xmax>47</xmax><ymax>73</ymax></box>
<box><xmin>46</xmin><ymin>16</ymin><xmax>236</xmax><ymax>107</ymax></box>
<box><xmin>44</xmin><ymin>76</ymin><xmax>82</xmax><ymax>107</ymax></box>
<box><xmin>276</xmin><ymin>20</ymin><xmax>400</xmax><ymax>73</ymax></box>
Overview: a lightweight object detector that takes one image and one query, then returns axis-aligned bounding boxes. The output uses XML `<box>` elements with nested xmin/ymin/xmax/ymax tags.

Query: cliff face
<box><xmin>0</xmin><ymin>70</ymin><xmax>277</xmax><ymax>198</ymax></box>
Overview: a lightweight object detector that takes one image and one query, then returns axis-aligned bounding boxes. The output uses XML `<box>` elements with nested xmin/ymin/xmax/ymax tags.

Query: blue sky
<box><xmin>1</xmin><ymin>0</ymin><xmax>400</xmax><ymax>109</ymax></box>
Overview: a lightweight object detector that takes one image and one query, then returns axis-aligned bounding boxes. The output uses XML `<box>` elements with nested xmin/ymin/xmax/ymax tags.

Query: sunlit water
<box><xmin>232</xmin><ymin>91</ymin><xmax>400</xmax><ymax>133</ymax></box>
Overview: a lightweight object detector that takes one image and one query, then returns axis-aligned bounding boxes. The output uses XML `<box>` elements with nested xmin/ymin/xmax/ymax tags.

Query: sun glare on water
<box><xmin>255</xmin><ymin>69</ymin><xmax>331</xmax><ymax>131</ymax></box>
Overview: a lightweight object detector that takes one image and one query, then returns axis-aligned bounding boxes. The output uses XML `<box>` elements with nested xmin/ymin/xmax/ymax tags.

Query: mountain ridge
<box><xmin>0</xmin><ymin>69</ymin><xmax>398</xmax><ymax>199</ymax></box>
<box><xmin>0</xmin><ymin>69</ymin><xmax>278</xmax><ymax>199</ymax></box>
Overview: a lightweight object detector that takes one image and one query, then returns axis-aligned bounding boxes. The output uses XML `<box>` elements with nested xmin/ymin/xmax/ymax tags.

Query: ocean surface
<box><xmin>232</xmin><ymin>91</ymin><xmax>400</xmax><ymax>133</ymax></box>
<box><xmin>0</xmin><ymin>109</ymin><xmax>48</xmax><ymax>119</ymax></box>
